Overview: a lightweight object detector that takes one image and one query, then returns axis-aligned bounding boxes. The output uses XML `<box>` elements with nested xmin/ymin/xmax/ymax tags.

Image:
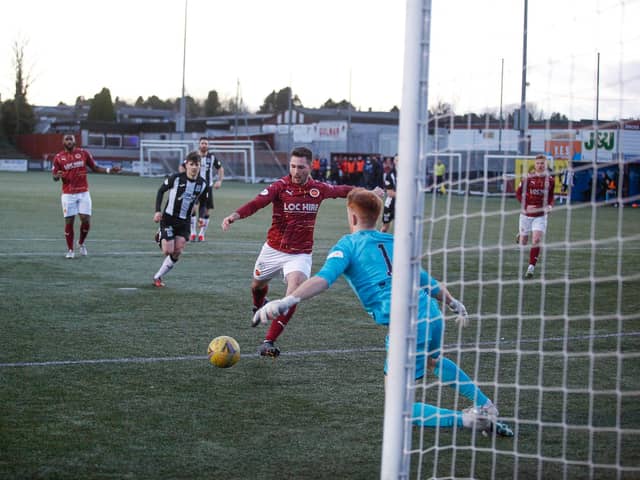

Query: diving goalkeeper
<box><xmin>253</xmin><ymin>188</ymin><xmax>513</xmax><ymax>435</ymax></box>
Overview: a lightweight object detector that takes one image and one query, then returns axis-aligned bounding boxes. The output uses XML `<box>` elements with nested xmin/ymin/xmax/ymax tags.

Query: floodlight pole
<box><xmin>347</xmin><ymin>68</ymin><xmax>352</xmax><ymax>152</ymax></box>
<box><xmin>499</xmin><ymin>58</ymin><xmax>504</xmax><ymax>152</ymax></box>
<box><xmin>594</xmin><ymin>52</ymin><xmax>600</xmax><ymax>163</ymax></box>
<box><xmin>178</xmin><ymin>0</ymin><xmax>188</xmax><ymax>138</ymax></box>
<box><xmin>287</xmin><ymin>74</ymin><xmax>292</xmax><ymax>154</ymax></box>
<box><xmin>235</xmin><ymin>78</ymin><xmax>240</xmax><ymax>140</ymax></box>
<box><xmin>518</xmin><ymin>0</ymin><xmax>528</xmax><ymax>155</ymax></box>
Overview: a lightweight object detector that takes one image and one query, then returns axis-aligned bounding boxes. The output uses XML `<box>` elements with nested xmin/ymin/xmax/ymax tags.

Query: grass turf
<box><xmin>0</xmin><ymin>171</ymin><xmax>639</xmax><ymax>479</ymax></box>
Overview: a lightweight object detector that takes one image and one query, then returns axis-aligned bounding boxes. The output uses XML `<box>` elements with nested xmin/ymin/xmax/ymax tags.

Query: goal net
<box><xmin>137</xmin><ymin>139</ymin><xmax>286</xmax><ymax>182</ymax></box>
<box><xmin>383</xmin><ymin>1</ymin><xmax>640</xmax><ymax>479</ymax></box>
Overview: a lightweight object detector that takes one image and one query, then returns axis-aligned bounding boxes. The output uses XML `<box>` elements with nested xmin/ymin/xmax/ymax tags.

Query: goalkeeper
<box><xmin>254</xmin><ymin>188</ymin><xmax>513</xmax><ymax>436</ymax></box>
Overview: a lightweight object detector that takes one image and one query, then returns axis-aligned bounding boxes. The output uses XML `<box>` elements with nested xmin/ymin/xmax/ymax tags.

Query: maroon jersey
<box><xmin>516</xmin><ymin>173</ymin><xmax>555</xmax><ymax>217</ymax></box>
<box><xmin>52</xmin><ymin>148</ymin><xmax>98</xmax><ymax>194</ymax></box>
<box><xmin>236</xmin><ymin>176</ymin><xmax>353</xmax><ymax>254</ymax></box>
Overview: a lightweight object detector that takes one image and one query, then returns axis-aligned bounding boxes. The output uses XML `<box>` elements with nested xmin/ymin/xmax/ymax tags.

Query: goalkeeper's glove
<box><xmin>447</xmin><ymin>298</ymin><xmax>469</xmax><ymax>327</ymax></box>
<box><xmin>252</xmin><ymin>295</ymin><xmax>300</xmax><ymax>327</ymax></box>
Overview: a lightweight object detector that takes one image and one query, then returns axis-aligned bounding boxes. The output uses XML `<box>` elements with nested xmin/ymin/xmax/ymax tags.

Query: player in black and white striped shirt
<box><xmin>380</xmin><ymin>154</ymin><xmax>398</xmax><ymax>233</ymax></box>
<box><xmin>152</xmin><ymin>152</ymin><xmax>207</xmax><ymax>287</ymax></box>
<box><xmin>180</xmin><ymin>137</ymin><xmax>224</xmax><ymax>242</ymax></box>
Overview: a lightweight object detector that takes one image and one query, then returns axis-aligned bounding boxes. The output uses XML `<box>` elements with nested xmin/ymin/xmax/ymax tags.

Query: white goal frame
<box><xmin>208</xmin><ymin>140</ymin><xmax>256</xmax><ymax>183</ymax></box>
<box><xmin>382</xmin><ymin>0</ymin><xmax>431</xmax><ymax>477</ymax></box>
<box><xmin>137</xmin><ymin>139</ymin><xmax>258</xmax><ymax>183</ymax></box>
<box><xmin>138</xmin><ymin>140</ymin><xmax>194</xmax><ymax>177</ymax></box>
<box><xmin>384</xmin><ymin>1</ymin><xmax>639</xmax><ymax>479</ymax></box>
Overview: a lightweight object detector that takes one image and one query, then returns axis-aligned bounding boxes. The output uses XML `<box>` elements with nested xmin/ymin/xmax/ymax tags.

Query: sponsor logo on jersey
<box><xmin>260</xmin><ymin>189</ymin><xmax>269</xmax><ymax>196</ymax></box>
<box><xmin>64</xmin><ymin>160</ymin><xmax>84</xmax><ymax>169</ymax></box>
<box><xmin>327</xmin><ymin>251</ymin><xmax>344</xmax><ymax>259</ymax></box>
<box><xmin>284</xmin><ymin>202</ymin><xmax>319</xmax><ymax>212</ymax></box>
<box><xmin>309</xmin><ymin>188</ymin><xmax>320</xmax><ymax>198</ymax></box>
<box><xmin>75</xmin><ymin>154</ymin><xmax>82</xmax><ymax>159</ymax></box>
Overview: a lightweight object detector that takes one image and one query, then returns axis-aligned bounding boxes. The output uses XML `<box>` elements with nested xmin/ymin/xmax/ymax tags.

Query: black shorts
<box><xmin>199</xmin><ymin>185</ymin><xmax>214</xmax><ymax>210</ymax></box>
<box><xmin>382</xmin><ymin>200</ymin><xmax>395</xmax><ymax>224</ymax></box>
<box><xmin>160</xmin><ymin>215</ymin><xmax>191</xmax><ymax>241</ymax></box>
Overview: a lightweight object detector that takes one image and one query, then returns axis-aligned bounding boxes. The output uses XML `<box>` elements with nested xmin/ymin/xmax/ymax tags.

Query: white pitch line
<box><xmin>1</xmin><ymin>331</ymin><xmax>638</xmax><ymax>369</ymax></box>
<box><xmin>0</xmin><ymin>347</ymin><xmax>386</xmax><ymax>368</ymax></box>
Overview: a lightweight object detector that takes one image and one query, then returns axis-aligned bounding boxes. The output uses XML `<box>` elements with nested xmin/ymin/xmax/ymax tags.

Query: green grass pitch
<box><xmin>1</xmin><ymin>171</ymin><xmax>638</xmax><ymax>479</ymax></box>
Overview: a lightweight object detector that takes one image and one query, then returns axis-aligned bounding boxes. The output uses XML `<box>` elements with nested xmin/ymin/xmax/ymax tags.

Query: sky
<box><xmin>2</xmin><ymin>0</ymin><xmax>639</xmax><ymax>121</ymax></box>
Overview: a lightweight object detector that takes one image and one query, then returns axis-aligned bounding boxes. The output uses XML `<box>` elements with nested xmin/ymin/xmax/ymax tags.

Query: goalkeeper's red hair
<box><xmin>347</xmin><ymin>188</ymin><xmax>382</xmax><ymax>230</ymax></box>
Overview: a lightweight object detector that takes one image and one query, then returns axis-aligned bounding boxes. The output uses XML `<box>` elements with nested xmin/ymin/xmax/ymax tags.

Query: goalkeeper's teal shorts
<box><xmin>384</xmin><ymin>299</ymin><xmax>444</xmax><ymax>380</ymax></box>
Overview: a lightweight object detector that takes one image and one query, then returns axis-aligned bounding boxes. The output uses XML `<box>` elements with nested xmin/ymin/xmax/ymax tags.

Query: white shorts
<box><xmin>519</xmin><ymin>214</ymin><xmax>547</xmax><ymax>236</ymax></box>
<box><xmin>61</xmin><ymin>192</ymin><xmax>92</xmax><ymax>217</ymax></box>
<box><xmin>253</xmin><ymin>243</ymin><xmax>312</xmax><ymax>281</ymax></box>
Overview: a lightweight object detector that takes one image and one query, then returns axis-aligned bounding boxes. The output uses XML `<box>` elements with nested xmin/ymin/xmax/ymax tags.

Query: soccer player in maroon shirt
<box><xmin>516</xmin><ymin>154</ymin><xmax>555</xmax><ymax>278</ymax></box>
<box><xmin>52</xmin><ymin>134</ymin><xmax>121</xmax><ymax>258</ymax></box>
<box><xmin>222</xmin><ymin>147</ymin><xmax>371</xmax><ymax>357</ymax></box>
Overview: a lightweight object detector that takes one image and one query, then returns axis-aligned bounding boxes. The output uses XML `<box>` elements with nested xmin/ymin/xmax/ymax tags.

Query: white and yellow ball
<box><xmin>207</xmin><ymin>336</ymin><xmax>240</xmax><ymax>368</ymax></box>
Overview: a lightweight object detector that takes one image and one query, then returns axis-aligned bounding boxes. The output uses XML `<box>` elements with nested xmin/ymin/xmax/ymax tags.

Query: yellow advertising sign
<box><xmin>514</xmin><ymin>158</ymin><xmax>568</xmax><ymax>194</ymax></box>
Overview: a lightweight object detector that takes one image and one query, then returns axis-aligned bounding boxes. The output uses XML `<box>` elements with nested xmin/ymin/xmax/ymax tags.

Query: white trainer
<box><xmin>479</xmin><ymin>403</ymin><xmax>499</xmax><ymax>418</ymax></box>
<box><xmin>79</xmin><ymin>244</ymin><xmax>88</xmax><ymax>256</ymax></box>
<box><xmin>65</xmin><ymin>249</ymin><xmax>75</xmax><ymax>259</ymax></box>
<box><xmin>525</xmin><ymin>264</ymin><xmax>535</xmax><ymax>278</ymax></box>
<box><xmin>461</xmin><ymin>407</ymin><xmax>491</xmax><ymax>431</ymax></box>
<box><xmin>476</xmin><ymin>404</ymin><xmax>515</xmax><ymax>437</ymax></box>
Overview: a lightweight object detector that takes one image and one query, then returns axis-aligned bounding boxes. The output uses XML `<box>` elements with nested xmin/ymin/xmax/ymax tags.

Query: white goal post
<box><xmin>208</xmin><ymin>140</ymin><xmax>256</xmax><ymax>183</ymax></box>
<box><xmin>381</xmin><ymin>0</ymin><xmax>431</xmax><ymax>477</ymax></box>
<box><xmin>137</xmin><ymin>140</ymin><xmax>193</xmax><ymax>177</ymax></box>
<box><xmin>383</xmin><ymin>0</ymin><xmax>640</xmax><ymax>479</ymax></box>
<box><xmin>137</xmin><ymin>138</ymin><xmax>260</xmax><ymax>183</ymax></box>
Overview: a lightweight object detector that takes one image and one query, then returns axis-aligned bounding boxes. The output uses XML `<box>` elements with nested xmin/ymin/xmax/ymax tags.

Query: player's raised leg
<box><xmin>258</xmin><ymin>269</ymin><xmax>307</xmax><ymax>357</ymax></box>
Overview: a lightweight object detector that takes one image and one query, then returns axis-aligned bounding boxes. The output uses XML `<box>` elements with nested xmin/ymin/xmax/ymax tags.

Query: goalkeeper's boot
<box><xmin>258</xmin><ymin>340</ymin><xmax>280</xmax><ymax>358</ymax></box>
<box><xmin>490</xmin><ymin>420</ymin><xmax>515</xmax><ymax>437</ymax></box>
<box><xmin>477</xmin><ymin>404</ymin><xmax>514</xmax><ymax>438</ymax></box>
<box><xmin>153</xmin><ymin>277</ymin><xmax>165</xmax><ymax>288</ymax></box>
<box><xmin>461</xmin><ymin>407</ymin><xmax>491</xmax><ymax>432</ymax></box>
<box><xmin>525</xmin><ymin>264</ymin><xmax>535</xmax><ymax>278</ymax></box>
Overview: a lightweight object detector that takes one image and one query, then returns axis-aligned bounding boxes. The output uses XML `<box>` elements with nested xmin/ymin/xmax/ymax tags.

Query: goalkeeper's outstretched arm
<box><xmin>432</xmin><ymin>283</ymin><xmax>469</xmax><ymax>327</ymax></box>
<box><xmin>253</xmin><ymin>276</ymin><xmax>330</xmax><ymax>325</ymax></box>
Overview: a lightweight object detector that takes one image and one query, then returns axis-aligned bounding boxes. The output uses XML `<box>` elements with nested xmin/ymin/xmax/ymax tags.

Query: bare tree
<box><xmin>1</xmin><ymin>38</ymin><xmax>36</xmax><ymax>139</ymax></box>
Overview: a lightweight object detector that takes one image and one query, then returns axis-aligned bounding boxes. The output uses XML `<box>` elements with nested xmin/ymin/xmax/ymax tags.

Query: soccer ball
<box><xmin>207</xmin><ymin>336</ymin><xmax>240</xmax><ymax>368</ymax></box>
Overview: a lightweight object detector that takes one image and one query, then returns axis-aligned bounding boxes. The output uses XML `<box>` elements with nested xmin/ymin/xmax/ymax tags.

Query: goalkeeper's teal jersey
<box><xmin>315</xmin><ymin>229</ymin><xmax>441</xmax><ymax>326</ymax></box>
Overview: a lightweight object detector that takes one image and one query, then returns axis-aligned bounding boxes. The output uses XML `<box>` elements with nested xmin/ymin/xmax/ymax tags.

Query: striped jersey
<box><xmin>155</xmin><ymin>172</ymin><xmax>207</xmax><ymax>221</ymax></box>
<box><xmin>199</xmin><ymin>152</ymin><xmax>222</xmax><ymax>186</ymax></box>
<box><xmin>383</xmin><ymin>168</ymin><xmax>397</xmax><ymax>192</ymax></box>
